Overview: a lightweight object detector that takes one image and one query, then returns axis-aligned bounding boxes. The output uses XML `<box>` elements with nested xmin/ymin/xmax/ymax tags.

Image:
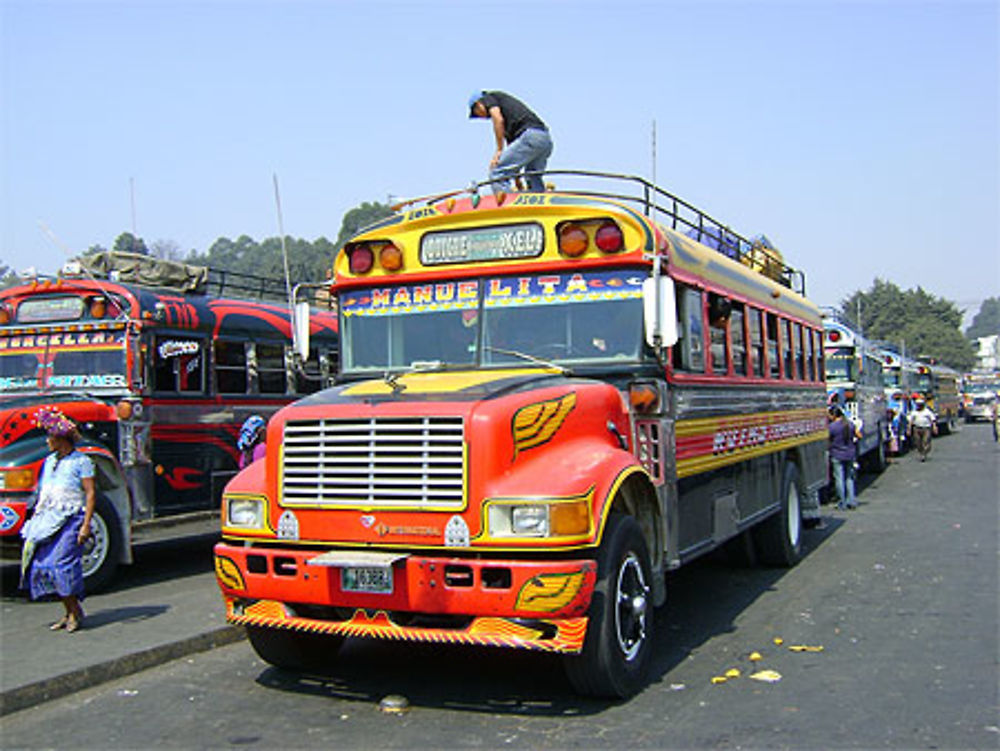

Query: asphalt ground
<box><xmin>1</xmin><ymin>423</ymin><xmax>997</xmax><ymax>748</ymax></box>
<box><xmin>0</xmin><ymin>531</ymin><xmax>242</xmax><ymax>716</ymax></box>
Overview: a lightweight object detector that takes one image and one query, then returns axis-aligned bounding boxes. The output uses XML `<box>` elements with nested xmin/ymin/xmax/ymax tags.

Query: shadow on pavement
<box><xmin>252</xmin><ymin>517</ymin><xmax>846</xmax><ymax>717</ymax></box>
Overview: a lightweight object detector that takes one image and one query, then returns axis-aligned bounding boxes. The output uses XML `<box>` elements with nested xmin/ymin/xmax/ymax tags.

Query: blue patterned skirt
<box><xmin>22</xmin><ymin>512</ymin><xmax>85</xmax><ymax>601</ymax></box>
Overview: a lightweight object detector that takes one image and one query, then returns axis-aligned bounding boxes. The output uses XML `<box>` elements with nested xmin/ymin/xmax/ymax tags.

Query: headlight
<box><xmin>488</xmin><ymin>500</ymin><xmax>590</xmax><ymax>538</ymax></box>
<box><xmin>1</xmin><ymin>469</ymin><xmax>35</xmax><ymax>491</ymax></box>
<box><xmin>225</xmin><ymin>497</ymin><xmax>265</xmax><ymax>529</ymax></box>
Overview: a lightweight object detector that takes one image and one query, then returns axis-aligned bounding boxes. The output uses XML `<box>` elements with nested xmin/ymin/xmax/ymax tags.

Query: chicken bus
<box><xmin>213</xmin><ymin>172</ymin><xmax>828</xmax><ymax>698</ymax></box>
<box><xmin>0</xmin><ymin>253</ymin><xmax>338</xmax><ymax>590</ymax></box>
<box><xmin>914</xmin><ymin>361</ymin><xmax>960</xmax><ymax>434</ymax></box>
<box><xmin>822</xmin><ymin>316</ymin><xmax>888</xmax><ymax>470</ymax></box>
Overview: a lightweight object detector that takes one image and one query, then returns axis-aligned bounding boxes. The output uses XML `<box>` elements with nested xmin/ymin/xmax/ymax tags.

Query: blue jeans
<box><xmin>490</xmin><ymin>128</ymin><xmax>553</xmax><ymax>192</ymax></box>
<box><xmin>831</xmin><ymin>459</ymin><xmax>856</xmax><ymax>509</ymax></box>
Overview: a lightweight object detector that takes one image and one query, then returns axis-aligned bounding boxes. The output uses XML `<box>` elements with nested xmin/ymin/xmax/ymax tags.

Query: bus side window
<box><xmin>794</xmin><ymin>323</ymin><xmax>805</xmax><ymax>380</ymax></box>
<box><xmin>256</xmin><ymin>342</ymin><xmax>287</xmax><ymax>394</ymax></box>
<box><xmin>806</xmin><ymin>329</ymin><xmax>816</xmax><ymax>381</ymax></box>
<box><xmin>215</xmin><ymin>340</ymin><xmax>248</xmax><ymax>394</ymax></box>
<box><xmin>765</xmin><ymin>313</ymin><xmax>780</xmax><ymax>378</ymax></box>
<box><xmin>673</xmin><ymin>286</ymin><xmax>704</xmax><ymax>373</ymax></box>
<box><xmin>749</xmin><ymin>308</ymin><xmax>764</xmax><ymax>377</ymax></box>
<box><xmin>730</xmin><ymin>304</ymin><xmax>746</xmax><ymax>376</ymax></box>
<box><xmin>153</xmin><ymin>336</ymin><xmax>205</xmax><ymax>393</ymax></box>
<box><xmin>817</xmin><ymin>332</ymin><xmax>825</xmax><ymax>381</ymax></box>
<box><xmin>781</xmin><ymin>319</ymin><xmax>793</xmax><ymax>379</ymax></box>
<box><xmin>708</xmin><ymin>293</ymin><xmax>731</xmax><ymax>376</ymax></box>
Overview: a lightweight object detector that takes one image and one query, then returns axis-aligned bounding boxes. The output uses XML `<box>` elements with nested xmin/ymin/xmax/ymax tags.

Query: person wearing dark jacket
<box><xmin>828</xmin><ymin>405</ymin><xmax>860</xmax><ymax>510</ymax></box>
<box><xmin>468</xmin><ymin>90</ymin><xmax>553</xmax><ymax>193</ymax></box>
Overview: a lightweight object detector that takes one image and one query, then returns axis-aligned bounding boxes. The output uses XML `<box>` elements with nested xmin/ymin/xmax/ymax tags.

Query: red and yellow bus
<box><xmin>1</xmin><ymin>254</ymin><xmax>338</xmax><ymax>589</ymax></box>
<box><xmin>214</xmin><ymin>172</ymin><xmax>828</xmax><ymax>698</ymax></box>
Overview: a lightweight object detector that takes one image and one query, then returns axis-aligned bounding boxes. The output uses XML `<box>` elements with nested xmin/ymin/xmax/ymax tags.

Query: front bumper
<box><xmin>214</xmin><ymin>541</ymin><xmax>597</xmax><ymax>653</ymax></box>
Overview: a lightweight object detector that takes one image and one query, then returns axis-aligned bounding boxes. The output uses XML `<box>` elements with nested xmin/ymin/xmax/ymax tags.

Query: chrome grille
<box><xmin>282</xmin><ymin>417</ymin><xmax>465</xmax><ymax>507</ymax></box>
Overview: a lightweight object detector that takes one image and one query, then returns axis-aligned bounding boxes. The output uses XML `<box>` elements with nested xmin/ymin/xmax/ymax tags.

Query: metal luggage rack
<box><xmin>403</xmin><ymin>169</ymin><xmax>806</xmax><ymax>296</ymax></box>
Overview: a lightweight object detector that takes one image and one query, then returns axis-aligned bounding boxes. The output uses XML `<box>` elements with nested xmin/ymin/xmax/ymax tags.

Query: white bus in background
<box><xmin>823</xmin><ymin>316</ymin><xmax>889</xmax><ymax>470</ymax></box>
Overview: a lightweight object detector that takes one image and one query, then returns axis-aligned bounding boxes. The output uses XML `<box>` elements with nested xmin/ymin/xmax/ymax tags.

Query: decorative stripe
<box><xmin>511</xmin><ymin>392</ymin><xmax>576</xmax><ymax>456</ymax></box>
<box><xmin>227</xmin><ymin>599</ymin><xmax>588</xmax><ymax>653</ymax></box>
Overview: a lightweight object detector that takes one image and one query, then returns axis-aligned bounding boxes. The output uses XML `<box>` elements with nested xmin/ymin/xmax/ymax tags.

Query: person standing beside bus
<box><xmin>829</xmin><ymin>404</ymin><xmax>860</xmax><ymax>510</ymax></box>
<box><xmin>909</xmin><ymin>398</ymin><xmax>937</xmax><ymax>461</ymax></box>
<box><xmin>20</xmin><ymin>408</ymin><xmax>96</xmax><ymax>633</ymax></box>
<box><xmin>468</xmin><ymin>90</ymin><xmax>553</xmax><ymax>193</ymax></box>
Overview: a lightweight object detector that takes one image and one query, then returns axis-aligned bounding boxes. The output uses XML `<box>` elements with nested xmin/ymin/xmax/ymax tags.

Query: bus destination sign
<box><xmin>420</xmin><ymin>223</ymin><xmax>544</xmax><ymax>265</ymax></box>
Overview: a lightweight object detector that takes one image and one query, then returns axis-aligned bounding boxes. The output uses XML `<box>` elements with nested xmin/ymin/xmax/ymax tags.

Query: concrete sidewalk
<box><xmin>0</xmin><ymin>533</ymin><xmax>244</xmax><ymax>716</ymax></box>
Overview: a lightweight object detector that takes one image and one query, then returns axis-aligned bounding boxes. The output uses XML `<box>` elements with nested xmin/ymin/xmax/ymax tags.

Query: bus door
<box><xmin>148</xmin><ymin>334</ymin><xmax>219</xmax><ymax>514</ymax></box>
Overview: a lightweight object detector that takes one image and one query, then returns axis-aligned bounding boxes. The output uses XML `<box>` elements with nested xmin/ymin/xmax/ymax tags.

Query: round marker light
<box><xmin>347</xmin><ymin>244</ymin><xmax>374</xmax><ymax>274</ymax></box>
<box><xmin>0</xmin><ymin>304</ymin><xmax>10</xmax><ymax>325</ymax></box>
<box><xmin>558</xmin><ymin>224</ymin><xmax>588</xmax><ymax>257</ymax></box>
<box><xmin>595</xmin><ymin>221</ymin><xmax>624</xmax><ymax>253</ymax></box>
<box><xmin>827</xmin><ymin>330</ymin><xmax>840</xmax><ymax>343</ymax></box>
<box><xmin>379</xmin><ymin>243</ymin><xmax>403</xmax><ymax>272</ymax></box>
<box><xmin>90</xmin><ymin>297</ymin><xmax>107</xmax><ymax>318</ymax></box>
<box><xmin>116</xmin><ymin>400</ymin><xmax>134</xmax><ymax>420</ymax></box>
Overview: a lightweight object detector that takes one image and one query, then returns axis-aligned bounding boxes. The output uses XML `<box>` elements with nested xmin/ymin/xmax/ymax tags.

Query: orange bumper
<box><xmin>214</xmin><ymin>542</ymin><xmax>597</xmax><ymax>653</ymax></box>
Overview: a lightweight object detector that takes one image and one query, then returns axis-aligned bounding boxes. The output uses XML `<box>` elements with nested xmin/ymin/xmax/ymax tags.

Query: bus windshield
<box><xmin>824</xmin><ymin>347</ymin><xmax>855</xmax><ymax>381</ymax></box>
<box><xmin>0</xmin><ymin>336</ymin><xmax>128</xmax><ymax>393</ymax></box>
<box><xmin>340</xmin><ymin>270</ymin><xmax>645</xmax><ymax>373</ymax></box>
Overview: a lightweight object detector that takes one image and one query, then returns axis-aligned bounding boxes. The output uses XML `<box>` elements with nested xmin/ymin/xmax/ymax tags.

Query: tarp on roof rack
<box><xmin>81</xmin><ymin>251</ymin><xmax>209</xmax><ymax>293</ymax></box>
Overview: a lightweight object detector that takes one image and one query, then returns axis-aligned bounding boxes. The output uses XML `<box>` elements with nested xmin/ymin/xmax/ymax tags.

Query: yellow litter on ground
<box><xmin>788</xmin><ymin>644</ymin><xmax>824</xmax><ymax>652</ymax></box>
<box><xmin>711</xmin><ymin>676</ymin><xmax>728</xmax><ymax>684</ymax></box>
<box><xmin>750</xmin><ymin>670</ymin><xmax>782</xmax><ymax>683</ymax></box>
<box><xmin>772</xmin><ymin>637</ymin><xmax>784</xmax><ymax>645</ymax></box>
<box><xmin>749</xmin><ymin>651</ymin><xmax>763</xmax><ymax>661</ymax></box>
<box><xmin>725</xmin><ymin>668</ymin><xmax>741</xmax><ymax>679</ymax></box>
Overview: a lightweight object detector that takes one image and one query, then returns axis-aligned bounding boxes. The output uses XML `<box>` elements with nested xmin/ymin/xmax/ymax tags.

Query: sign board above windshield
<box><xmin>420</xmin><ymin>223</ymin><xmax>544</xmax><ymax>265</ymax></box>
<box><xmin>17</xmin><ymin>296</ymin><xmax>85</xmax><ymax>323</ymax></box>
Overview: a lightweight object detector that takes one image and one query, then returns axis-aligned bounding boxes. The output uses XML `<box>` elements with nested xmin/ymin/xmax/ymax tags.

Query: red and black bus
<box><xmin>0</xmin><ymin>254</ymin><xmax>338</xmax><ymax>589</ymax></box>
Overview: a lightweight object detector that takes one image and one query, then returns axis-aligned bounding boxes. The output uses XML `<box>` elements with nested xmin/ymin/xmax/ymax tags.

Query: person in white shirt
<box><xmin>909</xmin><ymin>398</ymin><xmax>937</xmax><ymax>461</ymax></box>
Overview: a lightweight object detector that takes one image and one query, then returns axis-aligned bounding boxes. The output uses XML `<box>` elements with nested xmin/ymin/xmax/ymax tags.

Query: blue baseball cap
<box><xmin>467</xmin><ymin>91</ymin><xmax>483</xmax><ymax>118</ymax></box>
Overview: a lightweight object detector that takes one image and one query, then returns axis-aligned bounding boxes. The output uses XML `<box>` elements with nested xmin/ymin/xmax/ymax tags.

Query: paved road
<box><xmin>2</xmin><ymin>424</ymin><xmax>997</xmax><ymax>749</ymax></box>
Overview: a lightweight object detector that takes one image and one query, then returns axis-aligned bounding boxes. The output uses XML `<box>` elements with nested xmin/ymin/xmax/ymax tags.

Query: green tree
<box><xmin>335</xmin><ymin>202</ymin><xmax>394</xmax><ymax>247</ymax></box>
<box><xmin>839</xmin><ymin>278</ymin><xmax>975</xmax><ymax>371</ymax></box>
<box><xmin>112</xmin><ymin>232</ymin><xmax>149</xmax><ymax>255</ymax></box>
<box><xmin>965</xmin><ymin>297</ymin><xmax>1000</xmax><ymax>340</ymax></box>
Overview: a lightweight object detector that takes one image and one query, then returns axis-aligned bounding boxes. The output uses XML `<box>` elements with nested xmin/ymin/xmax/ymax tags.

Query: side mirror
<box><xmin>642</xmin><ymin>276</ymin><xmax>678</xmax><ymax>350</ymax></box>
<box><xmin>293</xmin><ymin>300</ymin><xmax>311</xmax><ymax>362</ymax></box>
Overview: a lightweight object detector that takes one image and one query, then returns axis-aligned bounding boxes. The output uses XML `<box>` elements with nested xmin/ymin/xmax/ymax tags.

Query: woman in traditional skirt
<box><xmin>19</xmin><ymin>407</ymin><xmax>96</xmax><ymax>632</ymax></box>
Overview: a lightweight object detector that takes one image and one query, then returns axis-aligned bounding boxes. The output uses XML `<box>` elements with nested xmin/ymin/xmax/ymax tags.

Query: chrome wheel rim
<box><xmin>614</xmin><ymin>552</ymin><xmax>649</xmax><ymax>661</ymax></box>
<box><xmin>787</xmin><ymin>482</ymin><xmax>801</xmax><ymax>548</ymax></box>
<box><xmin>81</xmin><ymin>512</ymin><xmax>110</xmax><ymax>579</ymax></box>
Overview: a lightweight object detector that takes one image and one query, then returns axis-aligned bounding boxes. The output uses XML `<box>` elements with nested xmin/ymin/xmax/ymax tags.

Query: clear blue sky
<box><xmin>2</xmin><ymin>0</ymin><xmax>997</xmax><ymax>317</ymax></box>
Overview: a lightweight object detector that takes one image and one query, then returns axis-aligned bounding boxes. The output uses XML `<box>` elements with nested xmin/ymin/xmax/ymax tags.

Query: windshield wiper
<box><xmin>482</xmin><ymin>346</ymin><xmax>570</xmax><ymax>375</ymax></box>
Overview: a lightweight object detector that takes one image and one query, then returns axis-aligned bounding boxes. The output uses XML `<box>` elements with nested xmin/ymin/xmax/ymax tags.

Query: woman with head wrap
<box><xmin>20</xmin><ymin>407</ymin><xmax>96</xmax><ymax>632</ymax></box>
<box><xmin>237</xmin><ymin>415</ymin><xmax>267</xmax><ymax>469</ymax></box>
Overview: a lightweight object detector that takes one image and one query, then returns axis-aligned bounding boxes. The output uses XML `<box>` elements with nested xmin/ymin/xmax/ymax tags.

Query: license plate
<box><xmin>341</xmin><ymin>565</ymin><xmax>393</xmax><ymax>594</ymax></box>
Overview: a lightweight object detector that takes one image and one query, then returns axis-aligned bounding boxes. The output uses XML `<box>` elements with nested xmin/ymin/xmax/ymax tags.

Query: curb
<box><xmin>0</xmin><ymin>625</ymin><xmax>246</xmax><ymax>717</ymax></box>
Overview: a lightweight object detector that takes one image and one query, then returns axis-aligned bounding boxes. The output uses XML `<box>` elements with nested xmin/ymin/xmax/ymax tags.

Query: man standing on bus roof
<box><xmin>468</xmin><ymin>90</ymin><xmax>553</xmax><ymax>194</ymax></box>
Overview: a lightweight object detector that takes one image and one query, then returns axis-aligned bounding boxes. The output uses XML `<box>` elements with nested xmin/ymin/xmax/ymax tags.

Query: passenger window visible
<box><xmin>765</xmin><ymin>313</ymin><xmax>780</xmax><ymax>378</ymax></box>
<box><xmin>708</xmin><ymin>293</ymin><xmax>731</xmax><ymax>375</ymax></box>
<box><xmin>749</xmin><ymin>309</ymin><xmax>764</xmax><ymax>377</ymax></box>
<box><xmin>782</xmin><ymin>320</ymin><xmax>793</xmax><ymax>379</ymax></box>
<box><xmin>215</xmin><ymin>340</ymin><xmax>247</xmax><ymax>394</ymax></box>
<box><xmin>153</xmin><ymin>337</ymin><xmax>205</xmax><ymax>394</ymax></box>
<box><xmin>675</xmin><ymin>287</ymin><xmax>704</xmax><ymax>373</ymax></box>
<box><xmin>256</xmin><ymin>343</ymin><xmax>287</xmax><ymax>394</ymax></box>
<box><xmin>730</xmin><ymin>304</ymin><xmax>746</xmax><ymax>376</ymax></box>
<box><xmin>806</xmin><ymin>329</ymin><xmax>817</xmax><ymax>381</ymax></box>
<box><xmin>794</xmin><ymin>323</ymin><xmax>805</xmax><ymax>380</ymax></box>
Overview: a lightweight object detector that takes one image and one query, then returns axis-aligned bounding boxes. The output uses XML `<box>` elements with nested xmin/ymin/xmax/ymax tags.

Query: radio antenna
<box><xmin>272</xmin><ymin>173</ymin><xmax>303</xmax><ymax>364</ymax></box>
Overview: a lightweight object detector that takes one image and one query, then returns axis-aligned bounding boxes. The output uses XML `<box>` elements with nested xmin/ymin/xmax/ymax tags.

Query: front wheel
<box><xmin>82</xmin><ymin>495</ymin><xmax>122</xmax><ymax>593</ymax></box>
<box><xmin>247</xmin><ymin>626</ymin><xmax>344</xmax><ymax>672</ymax></box>
<box><xmin>753</xmin><ymin>462</ymin><xmax>803</xmax><ymax>567</ymax></box>
<box><xmin>564</xmin><ymin>514</ymin><xmax>655</xmax><ymax>699</ymax></box>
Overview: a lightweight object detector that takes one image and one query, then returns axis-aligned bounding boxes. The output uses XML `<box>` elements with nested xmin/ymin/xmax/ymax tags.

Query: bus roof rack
<box><xmin>77</xmin><ymin>251</ymin><xmax>290</xmax><ymax>301</ymax></box>
<box><xmin>397</xmin><ymin>170</ymin><xmax>807</xmax><ymax>296</ymax></box>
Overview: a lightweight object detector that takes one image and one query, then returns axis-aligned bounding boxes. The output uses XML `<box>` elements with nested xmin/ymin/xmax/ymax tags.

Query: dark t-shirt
<box><xmin>480</xmin><ymin>91</ymin><xmax>547</xmax><ymax>143</ymax></box>
<box><xmin>828</xmin><ymin>418</ymin><xmax>856</xmax><ymax>462</ymax></box>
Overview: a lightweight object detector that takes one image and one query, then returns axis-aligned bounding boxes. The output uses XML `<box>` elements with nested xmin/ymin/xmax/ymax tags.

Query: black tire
<box><xmin>753</xmin><ymin>462</ymin><xmax>803</xmax><ymax>567</ymax></box>
<box><xmin>82</xmin><ymin>495</ymin><xmax>122</xmax><ymax>593</ymax></box>
<box><xmin>246</xmin><ymin>625</ymin><xmax>344</xmax><ymax>672</ymax></box>
<box><xmin>563</xmin><ymin>514</ymin><xmax>655</xmax><ymax>699</ymax></box>
<box><xmin>866</xmin><ymin>425</ymin><xmax>887</xmax><ymax>473</ymax></box>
